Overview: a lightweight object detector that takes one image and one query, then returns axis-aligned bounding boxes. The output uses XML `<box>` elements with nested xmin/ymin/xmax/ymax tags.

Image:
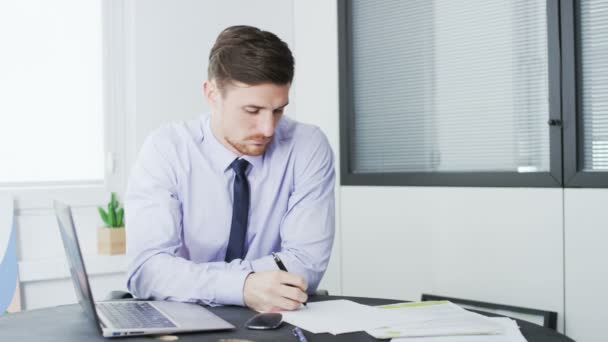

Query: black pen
<box><xmin>272</xmin><ymin>252</ymin><xmax>308</xmax><ymax>307</ymax></box>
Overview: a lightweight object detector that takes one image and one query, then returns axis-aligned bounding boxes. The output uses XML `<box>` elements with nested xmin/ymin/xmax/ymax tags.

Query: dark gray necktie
<box><xmin>225</xmin><ymin>158</ymin><xmax>250</xmax><ymax>262</ymax></box>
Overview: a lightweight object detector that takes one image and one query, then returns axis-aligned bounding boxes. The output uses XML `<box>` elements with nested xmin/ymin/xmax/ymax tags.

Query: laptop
<box><xmin>53</xmin><ymin>200</ymin><xmax>235</xmax><ymax>338</ymax></box>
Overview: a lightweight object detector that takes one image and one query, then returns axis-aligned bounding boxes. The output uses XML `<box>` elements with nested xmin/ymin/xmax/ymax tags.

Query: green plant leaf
<box><xmin>116</xmin><ymin>207</ymin><xmax>124</xmax><ymax>228</ymax></box>
<box><xmin>108</xmin><ymin>203</ymin><xmax>116</xmax><ymax>227</ymax></box>
<box><xmin>98</xmin><ymin>207</ymin><xmax>109</xmax><ymax>226</ymax></box>
<box><xmin>111</xmin><ymin>192</ymin><xmax>118</xmax><ymax>208</ymax></box>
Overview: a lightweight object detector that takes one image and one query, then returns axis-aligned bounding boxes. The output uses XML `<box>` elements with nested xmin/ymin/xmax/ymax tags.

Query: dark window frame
<box><xmin>562</xmin><ymin>0</ymin><xmax>608</xmax><ymax>188</ymax></box>
<box><xmin>338</xmin><ymin>0</ymin><xmax>571</xmax><ymax>187</ymax></box>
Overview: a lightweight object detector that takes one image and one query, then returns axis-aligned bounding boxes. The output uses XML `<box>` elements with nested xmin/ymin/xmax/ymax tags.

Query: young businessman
<box><xmin>124</xmin><ymin>26</ymin><xmax>335</xmax><ymax>312</ymax></box>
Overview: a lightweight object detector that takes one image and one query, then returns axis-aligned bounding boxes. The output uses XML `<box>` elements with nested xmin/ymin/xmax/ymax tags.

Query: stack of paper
<box><xmin>280</xmin><ymin>300</ymin><xmax>506</xmax><ymax>337</ymax></box>
<box><xmin>366</xmin><ymin>301</ymin><xmax>504</xmax><ymax>339</ymax></box>
<box><xmin>391</xmin><ymin>317</ymin><xmax>527</xmax><ymax>342</ymax></box>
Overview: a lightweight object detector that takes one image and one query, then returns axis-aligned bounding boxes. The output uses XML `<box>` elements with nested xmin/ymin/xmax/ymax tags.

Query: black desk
<box><xmin>0</xmin><ymin>295</ymin><xmax>574</xmax><ymax>342</ymax></box>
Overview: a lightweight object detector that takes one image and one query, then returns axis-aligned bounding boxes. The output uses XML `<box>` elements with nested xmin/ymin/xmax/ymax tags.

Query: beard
<box><xmin>225</xmin><ymin>134</ymin><xmax>272</xmax><ymax>156</ymax></box>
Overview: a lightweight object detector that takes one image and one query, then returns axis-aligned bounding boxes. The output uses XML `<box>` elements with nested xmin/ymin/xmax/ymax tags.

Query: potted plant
<box><xmin>97</xmin><ymin>192</ymin><xmax>125</xmax><ymax>255</ymax></box>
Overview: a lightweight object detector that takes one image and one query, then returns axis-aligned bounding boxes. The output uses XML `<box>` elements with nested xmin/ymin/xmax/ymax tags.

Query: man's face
<box><xmin>205</xmin><ymin>81</ymin><xmax>289</xmax><ymax>156</ymax></box>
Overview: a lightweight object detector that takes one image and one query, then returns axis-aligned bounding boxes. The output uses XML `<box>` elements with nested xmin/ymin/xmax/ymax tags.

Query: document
<box><xmin>391</xmin><ymin>317</ymin><xmax>527</xmax><ymax>342</ymax></box>
<box><xmin>281</xmin><ymin>300</ymin><xmax>505</xmax><ymax>337</ymax></box>
<box><xmin>366</xmin><ymin>301</ymin><xmax>504</xmax><ymax>339</ymax></box>
<box><xmin>281</xmin><ymin>299</ymin><xmax>395</xmax><ymax>335</ymax></box>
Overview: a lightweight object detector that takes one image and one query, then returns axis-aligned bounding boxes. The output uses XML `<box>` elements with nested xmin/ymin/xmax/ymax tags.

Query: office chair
<box><xmin>421</xmin><ymin>293</ymin><xmax>557</xmax><ymax>330</ymax></box>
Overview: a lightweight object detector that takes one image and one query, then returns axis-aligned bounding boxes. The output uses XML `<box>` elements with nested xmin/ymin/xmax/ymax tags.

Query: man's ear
<box><xmin>203</xmin><ymin>80</ymin><xmax>218</xmax><ymax>107</ymax></box>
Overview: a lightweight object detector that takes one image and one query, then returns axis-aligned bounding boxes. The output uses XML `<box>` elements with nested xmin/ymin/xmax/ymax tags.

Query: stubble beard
<box><xmin>225</xmin><ymin>136</ymin><xmax>271</xmax><ymax>156</ymax></box>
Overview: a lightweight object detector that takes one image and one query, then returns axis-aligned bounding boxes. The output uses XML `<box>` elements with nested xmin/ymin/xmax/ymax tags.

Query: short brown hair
<box><xmin>208</xmin><ymin>25</ymin><xmax>294</xmax><ymax>93</ymax></box>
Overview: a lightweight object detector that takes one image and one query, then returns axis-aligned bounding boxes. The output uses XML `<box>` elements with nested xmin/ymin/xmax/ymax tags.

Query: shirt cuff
<box><xmin>213</xmin><ymin>270</ymin><xmax>252</xmax><ymax>306</ymax></box>
<box><xmin>250</xmin><ymin>255</ymin><xmax>280</xmax><ymax>273</ymax></box>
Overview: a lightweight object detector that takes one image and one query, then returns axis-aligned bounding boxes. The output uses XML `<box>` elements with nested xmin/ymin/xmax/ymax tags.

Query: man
<box><xmin>125</xmin><ymin>25</ymin><xmax>335</xmax><ymax>313</ymax></box>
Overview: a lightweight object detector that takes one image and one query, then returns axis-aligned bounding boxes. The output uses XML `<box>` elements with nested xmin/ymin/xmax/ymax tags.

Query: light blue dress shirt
<box><xmin>125</xmin><ymin>114</ymin><xmax>335</xmax><ymax>306</ymax></box>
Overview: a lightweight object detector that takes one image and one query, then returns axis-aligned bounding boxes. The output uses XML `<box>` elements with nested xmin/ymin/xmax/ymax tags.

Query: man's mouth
<box><xmin>250</xmin><ymin>138</ymin><xmax>271</xmax><ymax>145</ymax></box>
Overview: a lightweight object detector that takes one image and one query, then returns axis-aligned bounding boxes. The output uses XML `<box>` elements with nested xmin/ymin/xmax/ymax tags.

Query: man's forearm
<box><xmin>127</xmin><ymin>252</ymin><xmax>252</xmax><ymax>306</ymax></box>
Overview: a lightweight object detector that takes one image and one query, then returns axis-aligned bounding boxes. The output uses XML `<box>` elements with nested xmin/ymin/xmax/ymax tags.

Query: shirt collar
<box><xmin>201</xmin><ymin>115</ymin><xmax>264</xmax><ymax>173</ymax></box>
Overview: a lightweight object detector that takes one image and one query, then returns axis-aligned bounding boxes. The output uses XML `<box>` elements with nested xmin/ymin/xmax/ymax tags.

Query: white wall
<box><xmin>340</xmin><ymin>187</ymin><xmax>564</xmax><ymax>322</ymax></box>
<box><xmin>564</xmin><ymin>189</ymin><xmax>608</xmax><ymax>342</ymax></box>
<box><xmin>131</xmin><ymin>0</ymin><xmax>295</xmax><ymax>153</ymax></box>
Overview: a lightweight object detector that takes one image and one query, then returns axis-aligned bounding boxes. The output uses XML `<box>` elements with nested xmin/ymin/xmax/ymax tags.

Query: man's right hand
<box><xmin>243</xmin><ymin>271</ymin><xmax>308</xmax><ymax>312</ymax></box>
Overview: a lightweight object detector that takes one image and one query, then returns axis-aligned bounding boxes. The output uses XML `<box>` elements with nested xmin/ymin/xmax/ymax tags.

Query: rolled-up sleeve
<box><xmin>125</xmin><ymin>128</ymin><xmax>252</xmax><ymax>306</ymax></box>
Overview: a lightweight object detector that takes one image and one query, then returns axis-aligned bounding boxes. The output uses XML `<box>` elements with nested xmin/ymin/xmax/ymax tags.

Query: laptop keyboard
<box><xmin>96</xmin><ymin>302</ymin><xmax>177</xmax><ymax>329</ymax></box>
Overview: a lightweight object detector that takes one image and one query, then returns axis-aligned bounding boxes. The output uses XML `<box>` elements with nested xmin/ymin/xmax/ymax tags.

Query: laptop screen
<box><xmin>53</xmin><ymin>200</ymin><xmax>103</xmax><ymax>334</ymax></box>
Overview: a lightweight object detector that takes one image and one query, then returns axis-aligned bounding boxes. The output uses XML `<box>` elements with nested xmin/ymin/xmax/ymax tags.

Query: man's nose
<box><xmin>258</xmin><ymin>112</ymin><xmax>276</xmax><ymax>137</ymax></box>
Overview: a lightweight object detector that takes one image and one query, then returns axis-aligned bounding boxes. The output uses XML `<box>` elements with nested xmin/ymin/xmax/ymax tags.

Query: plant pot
<box><xmin>97</xmin><ymin>226</ymin><xmax>126</xmax><ymax>255</ymax></box>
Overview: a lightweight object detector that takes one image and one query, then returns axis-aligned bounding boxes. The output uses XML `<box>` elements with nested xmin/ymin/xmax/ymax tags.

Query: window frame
<box><xmin>338</xmin><ymin>0</ymin><xmax>565</xmax><ymax>187</ymax></box>
<box><xmin>0</xmin><ymin>0</ymin><xmax>133</xmax><ymax>210</ymax></box>
<box><xmin>562</xmin><ymin>0</ymin><xmax>608</xmax><ymax>188</ymax></box>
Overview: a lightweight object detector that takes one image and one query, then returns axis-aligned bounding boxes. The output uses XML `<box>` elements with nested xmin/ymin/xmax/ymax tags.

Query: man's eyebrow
<box><xmin>244</xmin><ymin>102</ymin><xmax>289</xmax><ymax>110</ymax></box>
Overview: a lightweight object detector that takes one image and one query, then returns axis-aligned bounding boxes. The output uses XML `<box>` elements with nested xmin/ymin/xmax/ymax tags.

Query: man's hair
<box><xmin>208</xmin><ymin>25</ymin><xmax>294</xmax><ymax>93</ymax></box>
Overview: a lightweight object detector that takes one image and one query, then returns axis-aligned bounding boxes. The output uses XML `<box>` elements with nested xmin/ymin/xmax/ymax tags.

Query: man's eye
<box><xmin>274</xmin><ymin>109</ymin><xmax>284</xmax><ymax>115</ymax></box>
<box><xmin>245</xmin><ymin>108</ymin><xmax>259</xmax><ymax>114</ymax></box>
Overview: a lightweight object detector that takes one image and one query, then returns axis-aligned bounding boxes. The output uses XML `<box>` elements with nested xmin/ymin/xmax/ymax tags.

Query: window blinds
<box><xmin>581</xmin><ymin>0</ymin><xmax>608</xmax><ymax>171</ymax></box>
<box><xmin>350</xmin><ymin>0</ymin><xmax>550</xmax><ymax>173</ymax></box>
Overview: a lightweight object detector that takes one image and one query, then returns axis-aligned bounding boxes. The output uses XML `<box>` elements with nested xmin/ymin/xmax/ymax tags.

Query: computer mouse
<box><xmin>244</xmin><ymin>312</ymin><xmax>283</xmax><ymax>330</ymax></box>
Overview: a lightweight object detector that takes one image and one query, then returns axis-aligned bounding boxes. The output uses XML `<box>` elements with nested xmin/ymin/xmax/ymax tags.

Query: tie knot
<box><xmin>231</xmin><ymin>158</ymin><xmax>250</xmax><ymax>176</ymax></box>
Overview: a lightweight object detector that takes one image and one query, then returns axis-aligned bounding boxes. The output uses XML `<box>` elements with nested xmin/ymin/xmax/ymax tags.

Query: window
<box><xmin>0</xmin><ymin>0</ymin><xmax>131</xmax><ymax>208</ymax></box>
<box><xmin>339</xmin><ymin>0</ymin><xmax>574</xmax><ymax>187</ymax></box>
<box><xmin>564</xmin><ymin>0</ymin><xmax>608</xmax><ymax>187</ymax></box>
<box><xmin>0</xmin><ymin>0</ymin><xmax>105</xmax><ymax>185</ymax></box>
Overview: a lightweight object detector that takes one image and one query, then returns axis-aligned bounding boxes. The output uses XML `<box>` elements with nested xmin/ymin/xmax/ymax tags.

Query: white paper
<box><xmin>391</xmin><ymin>317</ymin><xmax>527</xmax><ymax>342</ymax></box>
<box><xmin>281</xmin><ymin>299</ymin><xmax>393</xmax><ymax>335</ymax></box>
<box><xmin>366</xmin><ymin>301</ymin><xmax>504</xmax><ymax>339</ymax></box>
<box><xmin>282</xmin><ymin>300</ymin><xmax>506</xmax><ymax>337</ymax></box>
